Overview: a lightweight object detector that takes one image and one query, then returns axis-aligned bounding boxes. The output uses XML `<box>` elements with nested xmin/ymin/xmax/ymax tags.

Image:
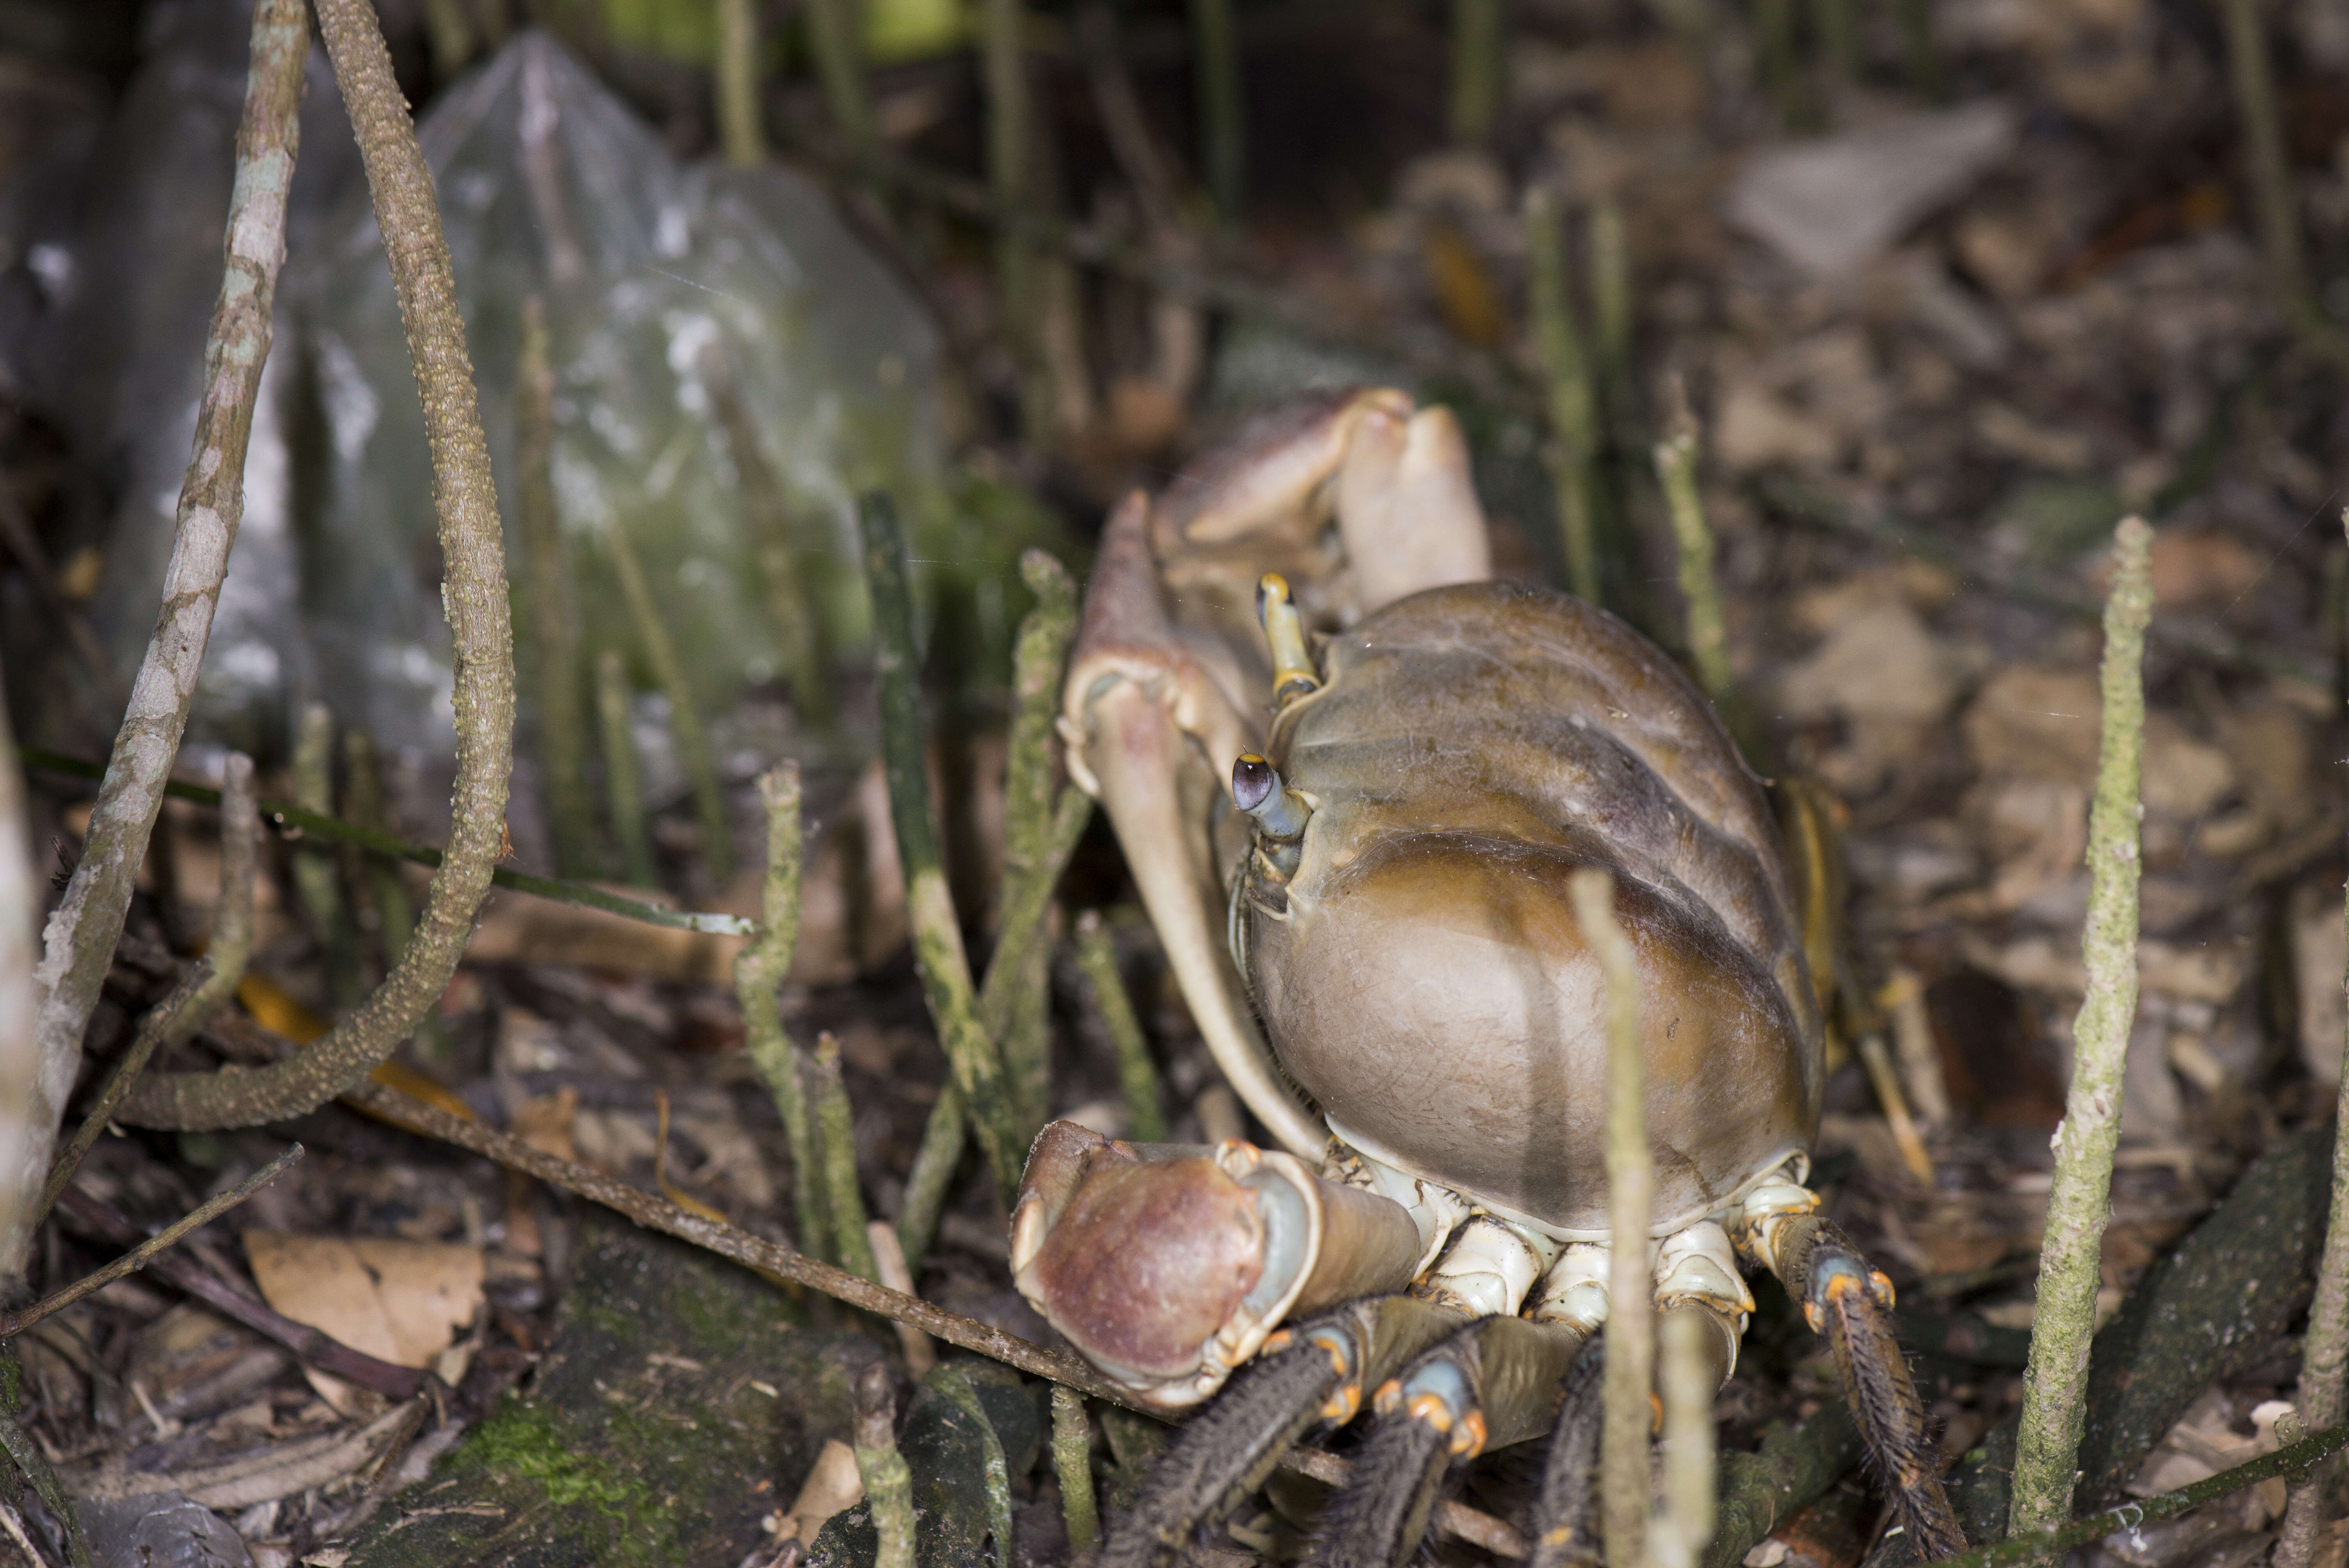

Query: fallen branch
<box><xmin>18</xmin><ymin>751</ymin><xmax>753</xmax><ymax>937</ymax></box>
<box><xmin>13</xmin><ymin>0</ymin><xmax>309</xmax><ymax>1276</ymax></box>
<box><xmin>51</xmin><ymin>1175</ymin><xmax>426</xmax><ymax>1401</ymax></box>
<box><xmin>118</xmin><ymin>0</ymin><xmax>517</xmax><ymax>1131</ymax></box>
<box><xmin>343</xmin><ymin>1076</ymin><xmax>1536</xmax><ymax>1555</ymax></box>
<box><xmin>7</xmin><ymin>1144</ymin><xmax>301</xmax><ymax>1336</ymax></box>
<box><xmin>1925</xmin><ymin>1422</ymin><xmax>2349</xmax><ymax>1568</ymax></box>
<box><xmin>35</xmin><ymin>959</ymin><xmax>214</xmax><ymax>1226</ymax></box>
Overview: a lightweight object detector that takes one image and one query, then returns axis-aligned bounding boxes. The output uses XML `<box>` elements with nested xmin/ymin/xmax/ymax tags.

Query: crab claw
<box><xmin>1011</xmin><ymin>1122</ymin><xmax>1423</xmax><ymax>1409</ymax></box>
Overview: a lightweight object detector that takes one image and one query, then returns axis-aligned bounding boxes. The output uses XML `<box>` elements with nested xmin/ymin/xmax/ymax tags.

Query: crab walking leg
<box><xmin>1517</xmin><ymin>1225</ymin><xmax>1750</xmax><ymax>1568</ymax></box>
<box><xmin>1097</xmin><ymin>1295</ymin><xmax>1468</xmax><ymax>1568</ymax></box>
<box><xmin>1305</xmin><ymin>1221</ymin><xmax>1588</xmax><ymax>1568</ymax></box>
<box><xmin>1732</xmin><ymin>1174</ymin><xmax>1964</xmax><ymax>1557</ymax></box>
<box><xmin>1529</xmin><ymin>1337</ymin><xmax>1607</xmax><ymax>1568</ymax></box>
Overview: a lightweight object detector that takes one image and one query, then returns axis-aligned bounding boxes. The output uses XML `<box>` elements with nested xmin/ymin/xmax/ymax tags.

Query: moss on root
<box><xmin>346</xmin><ymin>1213</ymin><xmax>874</xmax><ymax>1568</ymax></box>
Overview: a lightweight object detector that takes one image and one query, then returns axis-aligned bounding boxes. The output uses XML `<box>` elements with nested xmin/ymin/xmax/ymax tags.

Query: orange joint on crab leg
<box><xmin>1256</xmin><ymin>573</ymin><xmax>1321</xmax><ymax>704</ymax></box>
<box><xmin>1390</xmin><ymin>1358</ymin><xmax>1488</xmax><ymax>1458</ymax></box>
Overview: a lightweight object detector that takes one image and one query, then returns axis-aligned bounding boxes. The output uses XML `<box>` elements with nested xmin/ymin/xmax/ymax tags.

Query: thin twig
<box><xmin>803</xmin><ymin>0</ymin><xmax>874</xmax><ymax>153</ymax></box>
<box><xmin>15</xmin><ymin>0</ymin><xmax>308</xmax><ymax>1270</ymax></box>
<box><xmin>116</xmin><ymin>0</ymin><xmax>517</xmax><ymax>1133</ymax></box>
<box><xmin>853</xmin><ymin>1363</ymin><xmax>914</xmax><ymax>1568</ymax></box>
<box><xmin>36</xmin><ymin>960</ymin><xmax>214</xmax><ymax>1227</ymax></box>
<box><xmin>17</xmin><ymin>750</ymin><xmax>752</xmax><ymax>935</ymax></box>
<box><xmin>1588</xmin><ymin>200</ymin><xmax>1632</xmax><ymax>442</ymax></box>
<box><xmin>1075</xmin><ymin>911</ymin><xmax>1168</xmax><ymax>1143</ymax></box>
<box><xmin>1190</xmin><ymin>0</ymin><xmax>1244</xmax><ymax>226</ymax></box>
<box><xmin>1526</xmin><ymin>187</ymin><xmax>1601</xmax><ymax>603</ymax></box>
<box><xmin>1653</xmin><ymin>1307</ymin><xmax>1716</xmax><ymax>1568</ymax></box>
<box><xmin>1052</xmin><ymin>1384</ymin><xmax>1100</xmax><ymax>1553</ymax></box>
<box><xmin>858</xmin><ymin>493</ymin><xmax>1024</xmax><ymax>1198</ymax></box>
<box><xmin>603</xmin><ymin>521</ymin><xmax>732</xmax><ymax>885</ymax></box>
<box><xmin>0</xmin><ymin>672</ymin><xmax>45</xmax><ymax>1271</ymax></box>
<box><xmin>736</xmin><ymin>765</ymin><xmax>829</xmax><ymax>1265</ymax></box>
<box><xmin>348</xmin><ymin>1075</ymin><xmax>1128</xmax><ymax>1400</ymax></box>
<box><xmin>1930</xmin><ymin>1422</ymin><xmax>2349</xmax><ymax>1568</ymax></box>
<box><xmin>1447</xmin><ymin>0</ymin><xmax>1503</xmax><ymax>146</ymax></box>
<box><xmin>594</xmin><ymin>650</ymin><xmax>657</xmax><ymax>888</ymax></box>
<box><xmin>514</xmin><ymin>293</ymin><xmax>597</xmax><ymax>879</ymax></box>
<box><xmin>162</xmin><ymin>754</ymin><xmax>256</xmax><ymax>1050</ymax></box>
<box><xmin>813</xmin><ymin>1032</ymin><xmax>880</xmax><ymax>1285</ymax></box>
<box><xmin>899</xmin><ymin>703</ymin><xmax>1092</xmax><ymax>1271</ymax></box>
<box><xmin>715</xmin><ymin>0</ymin><xmax>763</xmax><ymax>169</ymax></box>
<box><xmin>701</xmin><ymin>344</ymin><xmax>832</xmax><ymax>728</ymax></box>
<box><xmin>50</xmin><ymin>1178</ymin><xmax>425</xmax><ymax>1400</ymax></box>
<box><xmin>811</xmin><ymin>139</ymin><xmax>1531</xmax><ymax>415</ymax></box>
<box><xmin>1570</xmin><ymin>867</ymin><xmax>1652</xmax><ymax>1568</ymax></box>
<box><xmin>290</xmin><ymin>702</ymin><xmax>360</xmax><ymax>1009</ymax></box>
<box><xmin>2007</xmin><ymin>516</ymin><xmax>2153</xmax><ymax>1534</ymax></box>
<box><xmin>345</xmin><ymin>731</ymin><xmax>452</xmax><ymax>1067</ymax></box>
<box><xmin>2274</xmin><ymin>511</ymin><xmax>2349</xmax><ymax>1568</ymax></box>
<box><xmin>0</xmin><ymin>1498</ymin><xmax>53</xmax><ymax>1568</ymax></box>
<box><xmin>1654</xmin><ymin>396</ymin><xmax>1733</xmax><ymax>707</ymax></box>
<box><xmin>0</xmin><ymin>486</ymin><xmax>123</xmax><ymax>708</ymax></box>
<box><xmin>986</xmin><ymin>0</ymin><xmax>1054</xmax><ymax>439</ymax></box>
<box><xmin>2214</xmin><ymin>0</ymin><xmax>2336</xmax><ymax>356</ymax></box>
<box><xmin>7</xmin><ymin>1145</ymin><xmax>302</xmax><ymax>1336</ymax></box>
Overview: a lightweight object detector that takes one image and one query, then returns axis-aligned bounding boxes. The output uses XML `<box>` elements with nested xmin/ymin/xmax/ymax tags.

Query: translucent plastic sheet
<box><xmin>7</xmin><ymin>0</ymin><xmax>359</xmax><ymax>756</ymax></box>
<box><xmin>302</xmin><ymin>30</ymin><xmax>945</xmax><ymax>765</ymax></box>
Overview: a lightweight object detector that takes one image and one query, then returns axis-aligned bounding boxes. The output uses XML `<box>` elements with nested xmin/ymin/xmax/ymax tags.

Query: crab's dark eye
<box><xmin>1232</xmin><ymin>753</ymin><xmax>1278</xmax><ymax>813</ymax></box>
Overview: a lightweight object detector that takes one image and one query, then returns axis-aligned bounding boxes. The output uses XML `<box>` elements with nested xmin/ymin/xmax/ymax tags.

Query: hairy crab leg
<box><xmin>1096</xmin><ymin>1294</ymin><xmax>1467</xmax><ymax>1568</ymax></box>
<box><xmin>1528</xmin><ymin>1335</ymin><xmax>1607</xmax><ymax>1568</ymax></box>
<box><xmin>1732</xmin><ymin>1171</ymin><xmax>1966</xmax><ymax>1557</ymax></box>
<box><xmin>1305</xmin><ymin>1219</ymin><xmax>1589</xmax><ymax>1568</ymax></box>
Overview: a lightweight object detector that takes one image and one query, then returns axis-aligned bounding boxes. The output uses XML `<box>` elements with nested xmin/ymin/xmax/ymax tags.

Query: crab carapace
<box><xmin>1011</xmin><ymin>389</ymin><xmax>1963</xmax><ymax>1566</ymax></box>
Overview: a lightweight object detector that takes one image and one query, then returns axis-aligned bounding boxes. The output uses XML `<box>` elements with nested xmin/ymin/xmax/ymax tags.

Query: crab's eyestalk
<box><xmin>1232</xmin><ymin>754</ymin><xmax>1311</xmax><ymax>840</ymax></box>
<box><xmin>1256</xmin><ymin>573</ymin><xmax>1321</xmax><ymax>704</ymax></box>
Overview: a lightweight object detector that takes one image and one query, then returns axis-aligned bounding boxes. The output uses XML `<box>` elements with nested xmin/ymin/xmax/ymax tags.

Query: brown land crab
<box><xmin>1012</xmin><ymin>390</ymin><xmax>1963</xmax><ymax>1566</ymax></box>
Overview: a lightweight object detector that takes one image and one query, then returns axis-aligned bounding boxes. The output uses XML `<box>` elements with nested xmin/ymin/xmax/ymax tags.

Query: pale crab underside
<box><xmin>1010</xmin><ymin>389</ymin><xmax>1964</xmax><ymax>1567</ymax></box>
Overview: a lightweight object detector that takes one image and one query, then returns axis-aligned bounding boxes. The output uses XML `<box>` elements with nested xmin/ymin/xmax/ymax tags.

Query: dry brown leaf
<box><xmin>783</xmin><ymin>1439</ymin><xmax>864</xmax><ymax>1545</ymax></box>
<box><xmin>510</xmin><ymin>1087</ymin><xmax>580</xmax><ymax>1164</ymax></box>
<box><xmin>2146</xmin><ymin>526</ymin><xmax>2266</xmax><ymax>612</ymax></box>
<box><xmin>2292</xmin><ymin>877</ymin><xmax>2345</xmax><ymax>1089</ymax></box>
<box><xmin>1962</xmin><ymin>665</ymin><xmax>2233</xmax><ymax>820</ymax></box>
<box><xmin>243</xmin><ymin>1233</ymin><xmax>483</xmax><ymax>1395</ymax></box>
<box><xmin>1778</xmin><ymin>599</ymin><xmax>1964</xmax><ymax>725</ymax></box>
